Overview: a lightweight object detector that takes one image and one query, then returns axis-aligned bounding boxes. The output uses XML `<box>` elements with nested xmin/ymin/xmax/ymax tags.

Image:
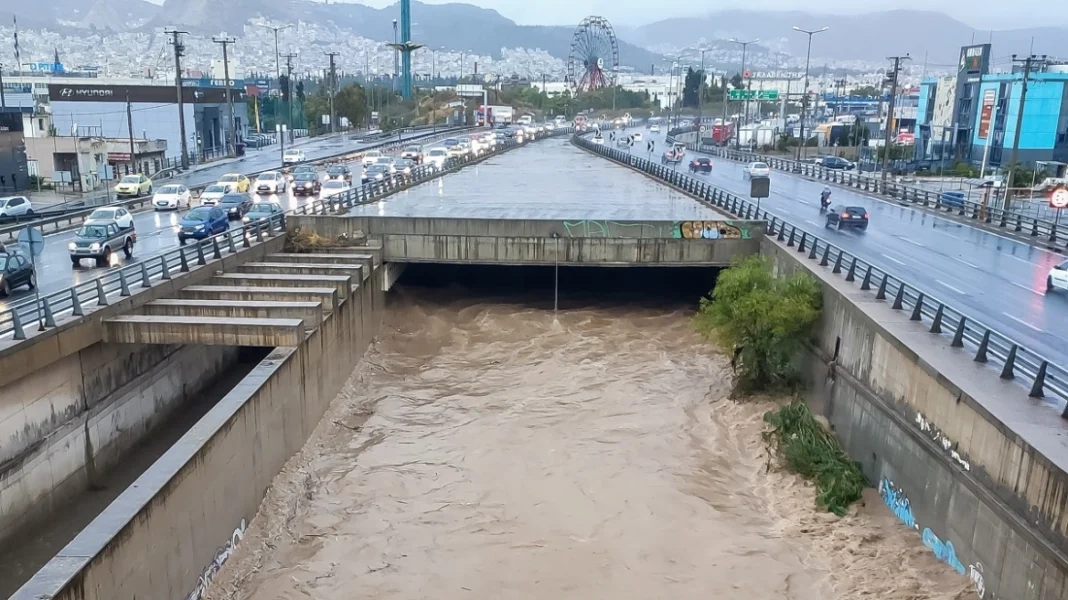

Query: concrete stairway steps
<box><xmin>297</xmin><ymin>243</ymin><xmax>382</xmax><ymax>267</ymax></box>
<box><xmin>102</xmin><ymin>315</ymin><xmax>305</xmax><ymax>347</ymax></box>
<box><xmin>141</xmin><ymin>299</ymin><xmax>324</xmax><ymax>326</ymax></box>
<box><xmin>180</xmin><ymin>285</ymin><xmax>340</xmax><ymax>310</ymax></box>
<box><xmin>265</xmin><ymin>253</ymin><xmax>376</xmax><ymax>276</ymax></box>
<box><xmin>211</xmin><ymin>273</ymin><xmax>353</xmax><ymax>300</ymax></box>
<box><xmin>239</xmin><ymin>262</ymin><xmax>365</xmax><ymax>283</ymax></box>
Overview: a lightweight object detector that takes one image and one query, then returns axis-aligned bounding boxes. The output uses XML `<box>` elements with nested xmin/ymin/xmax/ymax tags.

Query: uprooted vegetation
<box><xmin>285</xmin><ymin>227</ymin><xmax>365</xmax><ymax>253</ymax></box>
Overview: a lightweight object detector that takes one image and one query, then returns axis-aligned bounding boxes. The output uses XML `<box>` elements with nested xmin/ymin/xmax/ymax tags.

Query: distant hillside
<box><xmin>628</xmin><ymin>10</ymin><xmax>1068</xmax><ymax>64</ymax></box>
<box><xmin>148</xmin><ymin>0</ymin><xmax>661</xmax><ymax>68</ymax></box>
<box><xmin>0</xmin><ymin>0</ymin><xmax>158</xmax><ymax>29</ymax></box>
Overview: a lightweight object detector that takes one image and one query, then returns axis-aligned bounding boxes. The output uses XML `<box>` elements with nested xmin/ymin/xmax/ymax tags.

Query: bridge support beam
<box><xmin>102</xmin><ymin>315</ymin><xmax>304</xmax><ymax>347</ymax></box>
<box><xmin>141</xmin><ymin>299</ymin><xmax>323</xmax><ymax>326</ymax></box>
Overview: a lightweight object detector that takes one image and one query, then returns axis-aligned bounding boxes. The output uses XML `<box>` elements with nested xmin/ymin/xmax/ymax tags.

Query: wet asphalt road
<box><xmin>627</xmin><ymin>127</ymin><xmax>1068</xmax><ymax>365</ymax></box>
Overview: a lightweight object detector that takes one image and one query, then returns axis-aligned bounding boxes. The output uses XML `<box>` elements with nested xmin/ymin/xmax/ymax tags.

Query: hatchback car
<box><xmin>217</xmin><ymin>173</ymin><xmax>251</xmax><ymax>192</ymax></box>
<box><xmin>282</xmin><ymin>149</ymin><xmax>306</xmax><ymax>165</ymax></box>
<box><xmin>364</xmin><ymin>164</ymin><xmax>391</xmax><ymax>183</ymax></box>
<box><xmin>218</xmin><ymin>193</ymin><xmax>254</xmax><ymax>220</ymax></box>
<box><xmin>1048</xmin><ymin>260</ymin><xmax>1068</xmax><ymax>294</ymax></box>
<box><xmin>254</xmin><ymin>171</ymin><xmax>287</xmax><ymax>195</ymax></box>
<box><xmin>87</xmin><ymin>207</ymin><xmax>134</xmax><ymax>229</ymax></box>
<box><xmin>319</xmin><ymin>179</ymin><xmax>351</xmax><ymax>199</ymax></box>
<box><xmin>114</xmin><ymin>174</ymin><xmax>153</xmax><ymax>197</ymax></box>
<box><xmin>326</xmin><ymin>165</ymin><xmax>353</xmax><ymax>182</ymax></box>
<box><xmin>362</xmin><ymin>150</ymin><xmax>384</xmax><ymax>166</ymax></box>
<box><xmin>394</xmin><ymin>159</ymin><xmax>415</xmax><ymax>176</ymax></box>
<box><xmin>825</xmin><ymin>205</ymin><xmax>869</xmax><ymax>231</ymax></box>
<box><xmin>292</xmin><ymin>172</ymin><xmax>321</xmax><ymax>195</ymax></box>
<box><xmin>818</xmin><ymin>156</ymin><xmax>855</xmax><ymax>170</ymax></box>
<box><xmin>177</xmin><ymin>206</ymin><xmax>229</xmax><ymax>244</ymax></box>
<box><xmin>0</xmin><ymin>251</ymin><xmax>35</xmax><ymax>297</ymax></box>
<box><xmin>200</xmin><ymin>184</ymin><xmax>232</xmax><ymax>206</ymax></box>
<box><xmin>0</xmin><ymin>196</ymin><xmax>33</xmax><ymax>218</ymax></box>
<box><xmin>152</xmin><ymin>184</ymin><xmax>192</xmax><ymax>210</ymax></box>
<box><xmin>689</xmin><ymin>158</ymin><xmax>713</xmax><ymax>174</ymax></box>
<box><xmin>744</xmin><ymin>162</ymin><xmax>771</xmax><ymax>179</ymax></box>
<box><xmin>243</xmin><ymin>201</ymin><xmax>284</xmax><ymax>225</ymax></box>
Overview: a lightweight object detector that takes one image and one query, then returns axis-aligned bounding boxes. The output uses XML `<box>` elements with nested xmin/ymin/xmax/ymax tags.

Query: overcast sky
<box><xmin>144</xmin><ymin>0</ymin><xmax>1058</xmax><ymax>30</ymax></box>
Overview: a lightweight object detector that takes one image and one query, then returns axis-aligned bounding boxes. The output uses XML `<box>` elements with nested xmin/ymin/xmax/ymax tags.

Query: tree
<box><xmin>682</xmin><ymin>67</ymin><xmax>701</xmax><ymax>108</ymax></box>
<box><xmin>852</xmin><ymin>85</ymin><xmax>882</xmax><ymax>98</ymax></box>
<box><xmin>295</xmin><ymin>80</ymin><xmax>306</xmax><ymax>103</ymax></box>
<box><xmin>278</xmin><ymin>74</ymin><xmax>290</xmax><ymax>101</ymax></box>
<box><xmin>729</xmin><ymin>73</ymin><xmax>744</xmax><ymax>90</ymax></box>
<box><xmin>693</xmin><ymin>255</ymin><xmax>822</xmax><ymax>392</ymax></box>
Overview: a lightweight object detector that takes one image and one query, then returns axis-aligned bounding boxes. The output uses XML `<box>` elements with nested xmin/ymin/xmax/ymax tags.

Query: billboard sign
<box><xmin>977</xmin><ymin>88</ymin><xmax>996</xmax><ymax>139</ymax></box>
<box><xmin>959</xmin><ymin>44</ymin><xmax>991</xmax><ymax>75</ymax></box>
<box><xmin>49</xmin><ymin>84</ymin><xmax>242</xmax><ymax>104</ymax></box>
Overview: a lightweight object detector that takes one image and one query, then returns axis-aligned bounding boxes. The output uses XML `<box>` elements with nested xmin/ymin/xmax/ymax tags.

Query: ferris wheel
<box><xmin>567</xmin><ymin>16</ymin><xmax>619</xmax><ymax>93</ymax></box>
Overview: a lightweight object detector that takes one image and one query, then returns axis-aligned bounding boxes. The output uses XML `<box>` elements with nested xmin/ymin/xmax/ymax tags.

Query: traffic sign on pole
<box><xmin>1051</xmin><ymin>187</ymin><xmax>1068</xmax><ymax>209</ymax></box>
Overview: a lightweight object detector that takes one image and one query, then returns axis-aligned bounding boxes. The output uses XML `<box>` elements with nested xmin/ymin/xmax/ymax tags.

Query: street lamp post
<box><xmin>258</xmin><ymin>23</ymin><xmax>292</xmax><ymax>133</ymax></box>
<box><xmin>696</xmin><ymin>46</ymin><xmax>709</xmax><ymax>129</ymax></box>
<box><xmin>792</xmin><ymin>25</ymin><xmax>829</xmax><ymax>160</ymax></box>
<box><xmin>392</xmin><ymin>19</ymin><xmax>399</xmax><ymax>93</ymax></box>
<box><xmin>729</xmin><ymin>38</ymin><xmax>758</xmax><ymax>150</ymax></box>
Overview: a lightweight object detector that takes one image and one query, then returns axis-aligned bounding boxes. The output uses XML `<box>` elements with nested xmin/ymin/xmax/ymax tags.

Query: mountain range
<box><xmin>626</xmin><ymin>10</ymin><xmax>1068</xmax><ymax>65</ymax></box>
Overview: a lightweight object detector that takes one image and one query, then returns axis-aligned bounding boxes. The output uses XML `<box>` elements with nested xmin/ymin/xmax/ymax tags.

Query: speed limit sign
<box><xmin>1051</xmin><ymin>187</ymin><xmax>1068</xmax><ymax>209</ymax></box>
<box><xmin>700</xmin><ymin>125</ymin><xmax>706</xmax><ymax>133</ymax></box>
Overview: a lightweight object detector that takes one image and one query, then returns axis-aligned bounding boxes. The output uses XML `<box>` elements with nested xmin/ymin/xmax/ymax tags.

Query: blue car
<box><xmin>177</xmin><ymin>206</ymin><xmax>228</xmax><ymax>245</ymax></box>
<box><xmin>939</xmin><ymin>190</ymin><xmax>966</xmax><ymax>208</ymax></box>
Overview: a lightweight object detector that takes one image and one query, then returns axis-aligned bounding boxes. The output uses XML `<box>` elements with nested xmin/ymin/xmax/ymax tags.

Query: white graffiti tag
<box><xmin>186</xmin><ymin>519</ymin><xmax>247</xmax><ymax>600</ymax></box>
<box><xmin>969</xmin><ymin>562</ymin><xmax>986</xmax><ymax>598</ymax></box>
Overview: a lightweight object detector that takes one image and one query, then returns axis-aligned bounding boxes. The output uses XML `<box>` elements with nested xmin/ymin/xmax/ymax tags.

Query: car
<box><xmin>616</xmin><ymin>137</ymin><xmax>631</xmax><ymax>148</ymax></box>
<box><xmin>425</xmin><ymin>148</ymin><xmax>449</xmax><ymax>169</ymax></box>
<box><xmin>0</xmin><ymin>196</ymin><xmax>33</xmax><ymax>218</ymax></box>
<box><xmin>374</xmin><ymin>156</ymin><xmax>397</xmax><ymax>173</ymax></box>
<box><xmin>325</xmin><ymin>165</ymin><xmax>353</xmax><ymax>182</ymax></box>
<box><xmin>200</xmin><ymin>184</ymin><xmax>232</xmax><ymax>206</ymax></box>
<box><xmin>87</xmin><ymin>207</ymin><xmax>134</xmax><ymax>229</ymax></box>
<box><xmin>649</xmin><ymin>124</ymin><xmax>661</xmax><ymax>133</ymax></box>
<box><xmin>825</xmin><ymin>205</ymin><xmax>869</xmax><ymax>231</ymax></box>
<box><xmin>319</xmin><ymin>179</ymin><xmax>351</xmax><ymax>199</ymax></box>
<box><xmin>592</xmin><ymin>135</ymin><xmax>604</xmax><ymax>145</ymax></box>
<box><xmin>152</xmin><ymin>184</ymin><xmax>192</xmax><ymax>210</ymax></box>
<box><xmin>631</xmin><ymin>132</ymin><xmax>643</xmax><ymax>142</ymax></box>
<box><xmin>243</xmin><ymin>201</ymin><xmax>284</xmax><ymax>225</ymax></box>
<box><xmin>743</xmin><ymin>161</ymin><xmax>771</xmax><ymax>179</ymax></box>
<box><xmin>292</xmin><ymin>172</ymin><xmax>321</xmax><ymax>195</ymax></box>
<box><xmin>176</xmin><ymin>206</ymin><xmax>229</xmax><ymax>245</ymax></box>
<box><xmin>217</xmin><ymin>192</ymin><xmax>254</xmax><ymax>220</ymax></box>
<box><xmin>254</xmin><ymin>171</ymin><xmax>287</xmax><ymax>195</ymax></box>
<box><xmin>1048</xmin><ymin>260</ymin><xmax>1068</xmax><ymax>293</ymax></box>
<box><xmin>364</xmin><ymin>164</ymin><xmax>391</xmax><ymax>183</ymax></box>
<box><xmin>289</xmin><ymin>165</ymin><xmax>317</xmax><ymax>182</ymax></box>
<box><xmin>394</xmin><ymin>158</ymin><xmax>415</xmax><ymax>176</ymax></box>
<box><xmin>544</xmin><ymin>122</ymin><xmax>555</xmax><ymax>131</ymax></box>
<box><xmin>494</xmin><ymin>133</ymin><xmax>508</xmax><ymax>144</ymax></box>
<box><xmin>282</xmin><ymin>149</ymin><xmax>305</xmax><ymax>165</ymax></box>
<box><xmin>689</xmin><ymin>158</ymin><xmax>713</xmax><ymax>173</ymax></box>
<box><xmin>818</xmin><ymin>156</ymin><xmax>855</xmax><ymax>170</ymax></box>
<box><xmin>114</xmin><ymin>174</ymin><xmax>152</xmax><ymax>197</ymax></box>
<box><xmin>217</xmin><ymin>173</ymin><xmax>251</xmax><ymax>193</ymax></box>
<box><xmin>362</xmin><ymin>150</ymin><xmax>384</xmax><ymax>166</ymax></box>
<box><xmin>0</xmin><ymin>250</ymin><xmax>34</xmax><ymax>297</ymax></box>
<box><xmin>939</xmin><ymin>190</ymin><xmax>966</xmax><ymax>208</ymax></box>
<box><xmin>401</xmin><ymin>145</ymin><xmax>424</xmax><ymax>163</ymax></box>
<box><xmin>441</xmin><ymin>138</ymin><xmax>462</xmax><ymax>154</ymax></box>
<box><xmin>69</xmin><ymin>220</ymin><xmax>137</xmax><ymax>267</ymax></box>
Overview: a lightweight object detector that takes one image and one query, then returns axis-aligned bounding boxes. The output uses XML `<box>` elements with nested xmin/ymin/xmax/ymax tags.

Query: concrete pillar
<box><xmin>102</xmin><ymin>315</ymin><xmax>305</xmax><ymax>347</ymax></box>
<box><xmin>238</xmin><ymin>262</ymin><xmax>364</xmax><ymax>283</ymax></box>
<box><xmin>211</xmin><ymin>273</ymin><xmax>353</xmax><ymax>300</ymax></box>
<box><xmin>180</xmin><ymin>285</ymin><xmax>339</xmax><ymax>310</ymax></box>
<box><xmin>141</xmin><ymin>299</ymin><xmax>323</xmax><ymax>326</ymax></box>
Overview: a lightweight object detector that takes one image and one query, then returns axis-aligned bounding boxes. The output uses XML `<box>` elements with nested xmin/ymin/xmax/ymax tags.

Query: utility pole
<box><xmin>125</xmin><ymin>90</ymin><xmax>136</xmax><ymax>172</ymax></box>
<box><xmin>283</xmin><ymin>52</ymin><xmax>297</xmax><ymax>131</ymax></box>
<box><xmin>697</xmin><ymin>48</ymin><xmax>709</xmax><ymax>130</ymax></box>
<box><xmin>880</xmin><ymin>55</ymin><xmax>910</xmax><ymax>183</ymax></box>
<box><xmin>1005</xmin><ymin>54</ymin><xmax>1046</xmax><ymax>210</ymax></box>
<box><xmin>213</xmin><ymin>37</ymin><xmax>237</xmax><ymax>157</ymax></box>
<box><xmin>729</xmin><ymin>38</ymin><xmax>758</xmax><ymax>150</ymax></box>
<box><xmin>325</xmin><ymin>52</ymin><xmax>339</xmax><ymax>134</ymax></box>
<box><xmin>166</xmin><ymin>29</ymin><xmax>189</xmax><ymax>168</ymax></box>
<box><xmin>792</xmin><ymin>26</ymin><xmax>829</xmax><ymax>160</ymax></box>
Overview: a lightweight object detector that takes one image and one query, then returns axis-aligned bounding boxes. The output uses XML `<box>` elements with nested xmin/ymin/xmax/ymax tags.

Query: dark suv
<box><xmin>818</xmin><ymin>156</ymin><xmax>855</xmax><ymax>170</ymax></box>
<box><xmin>826</xmin><ymin>205</ymin><xmax>869</xmax><ymax>231</ymax></box>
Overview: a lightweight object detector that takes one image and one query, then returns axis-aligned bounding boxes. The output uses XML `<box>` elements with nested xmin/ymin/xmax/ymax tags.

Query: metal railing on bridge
<box><xmin>576</xmin><ymin>129</ymin><xmax>1068</xmax><ymax>416</ymax></box>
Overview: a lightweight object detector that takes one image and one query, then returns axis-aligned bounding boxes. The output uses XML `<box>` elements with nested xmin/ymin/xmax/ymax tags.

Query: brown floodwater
<box><xmin>205</xmin><ymin>265</ymin><xmax>975</xmax><ymax>600</ymax></box>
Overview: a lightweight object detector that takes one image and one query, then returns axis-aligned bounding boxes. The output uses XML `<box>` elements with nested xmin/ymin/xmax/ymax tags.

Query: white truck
<box><xmin>517</xmin><ymin>114</ymin><xmax>533</xmax><ymax>126</ymax></box>
<box><xmin>483</xmin><ymin>105</ymin><xmax>514</xmax><ymax>125</ymax></box>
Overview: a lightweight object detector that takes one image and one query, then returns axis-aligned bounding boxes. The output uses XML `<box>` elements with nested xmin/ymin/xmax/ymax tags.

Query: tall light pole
<box><xmin>792</xmin><ymin>25</ymin><xmax>829</xmax><ymax>160</ymax></box>
<box><xmin>212</xmin><ymin>37</ymin><xmax>237</xmax><ymax>157</ymax></box>
<box><xmin>693</xmin><ymin>46</ymin><xmax>710</xmax><ymax>128</ymax></box>
<box><xmin>258</xmin><ymin>23</ymin><xmax>291</xmax><ymax>129</ymax></box>
<box><xmin>392</xmin><ymin>19</ymin><xmax>399</xmax><ymax>93</ymax></box>
<box><xmin>729</xmin><ymin>38</ymin><xmax>758</xmax><ymax>150</ymax></box>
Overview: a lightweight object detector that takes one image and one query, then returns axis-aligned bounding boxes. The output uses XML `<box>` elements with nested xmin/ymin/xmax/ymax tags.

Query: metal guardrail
<box><xmin>578</xmin><ymin>129</ymin><xmax>1068</xmax><ymax>416</ymax></box>
<box><xmin>0</xmin><ymin>127</ymin><xmax>572</xmax><ymax>345</ymax></box>
<box><xmin>0</xmin><ymin>125</ymin><xmax>469</xmax><ymax>242</ymax></box>
<box><xmin>666</xmin><ymin>126</ymin><xmax>1068</xmax><ymax>252</ymax></box>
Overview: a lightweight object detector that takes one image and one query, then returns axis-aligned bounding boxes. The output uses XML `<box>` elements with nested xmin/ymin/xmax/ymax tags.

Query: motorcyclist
<box><xmin>820</xmin><ymin>186</ymin><xmax>832</xmax><ymax>209</ymax></box>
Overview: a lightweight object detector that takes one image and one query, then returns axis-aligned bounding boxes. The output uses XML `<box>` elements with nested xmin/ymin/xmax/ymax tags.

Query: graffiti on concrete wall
<box><xmin>186</xmin><ymin>519</ymin><xmax>247</xmax><ymax>600</ymax></box>
<box><xmin>673</xmin><ymin>220</ymin><xmax>752</xmax><ymax>240</ymax></box>
<box><xmin>878</xmin><ymin>477</ymin><xmax>917</xmax><ymax>529</ymax></box>
<box><xmin>922</xmin><ymin>527</ymin><xmax>966</xmax><ymax>575</ymax></box>
<box><xmin>969</xmin><ymin>562</ymin><xmax>986</xmax><ymax>598</ymax></box>
<box><xmin>915</xmin><ymin>412</ymin><xmax>971</xmax><ymax>472</ymax></box>
<box><xmin>561</xmin><ymin>220</ymin><xmax>669</xmax><ymax>238</ymax></box>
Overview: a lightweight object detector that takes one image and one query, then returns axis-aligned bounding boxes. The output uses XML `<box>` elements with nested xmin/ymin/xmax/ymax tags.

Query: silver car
<box><xmin>744</xmin><ymin>161</ymin><xmax>771</xmax><ymax>179</ymax></box>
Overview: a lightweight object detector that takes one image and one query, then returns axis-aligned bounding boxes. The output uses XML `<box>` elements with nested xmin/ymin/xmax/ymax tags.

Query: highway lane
<box><xmin>622</xmin><ymin>126</ymin><xmax>1068</xmax><ymax>367</ymax></box>
<box><xmin>0</xmin><ymin>134</ymin><xmax>449</xmax><ymax>310</ymax></box>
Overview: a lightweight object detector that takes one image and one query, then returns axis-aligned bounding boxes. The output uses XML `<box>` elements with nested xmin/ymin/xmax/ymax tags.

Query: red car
<box><xmin>689</xmin><ymin>157</ymin><xmax>713</xmax><ymax>174</ymax></box>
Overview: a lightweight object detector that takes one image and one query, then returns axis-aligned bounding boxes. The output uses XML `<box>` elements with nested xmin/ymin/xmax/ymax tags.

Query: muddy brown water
<box><xmin>205</xmin><ymin>265</ymin><xmax>974</xmax><ymax>600</ymax></box>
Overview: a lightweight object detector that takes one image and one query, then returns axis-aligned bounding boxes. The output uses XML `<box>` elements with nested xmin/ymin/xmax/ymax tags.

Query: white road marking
<box><xmin>935</xmin><ymin>280</ymin><xmax>966</xmax><ymax>295</ymax></box>
<box><xmin>881</xmin><ymin>253</ymin><xmax>907</xmax><ymax>266</ymax></box>
<box><xmin>796</xmin><ymin>199</ymin><xmax>811</xmax><ymax>205</ymax></box>
<box><xmin>950</xmin><ymin>256</ymin><xmax>980</xmax><ymax>269</ymax></box>
<box><xmin>1010</xmin><ymin>281</ymin><xmax>1044</xmax><ymax>296</ymax></box>
<box><xmin>1002</xmin><ymin>312</ymin><xmax>1044</xmax><ymax>333</ymax></box>
<box><xmin>899</xmin><ymin>236</ymin><xmax>925</xmax><ymax>248</ymax></box>
<box><xmin>805</xmin><ymin>220</ymin><xmax>823</xmax><ymax>227</ymax></box>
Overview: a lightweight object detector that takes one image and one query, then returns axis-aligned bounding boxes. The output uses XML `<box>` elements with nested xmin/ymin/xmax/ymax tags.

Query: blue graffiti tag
<box><xmin>922</xmin><ymin>528</ymin><xmax>966</xmax><ymax>575</ymax></box>
<box><xmin>878</xmin><ymin>477</ymin><xmax>917</xmax><ymax>529</ymax></box>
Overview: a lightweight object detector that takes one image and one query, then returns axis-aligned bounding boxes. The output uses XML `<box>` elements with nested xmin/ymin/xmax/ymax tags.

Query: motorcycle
<box><xmin>819</xmin><ymin>194</ymin><xmax>832</xmax><ymax>212</ymax></box>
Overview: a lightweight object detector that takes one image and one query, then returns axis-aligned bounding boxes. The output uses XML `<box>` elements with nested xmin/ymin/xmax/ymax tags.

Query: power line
<box><xmin>880</xmin><ymin>55</ymin><xmax>910</xmax><ymax>183</ymax></box>
<box><xmin>325</xmin><ymin>52</ymin><xmax>339</xmax><ymax>133</ymax></box>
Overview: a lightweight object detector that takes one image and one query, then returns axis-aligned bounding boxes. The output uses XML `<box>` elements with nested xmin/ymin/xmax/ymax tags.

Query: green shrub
<box><xmin>763</xmin><ymin>400</ymin><xmax>867</xmax><ymax>515</ymax></box>
<box><xmin>694</xmin><ymin>255</ymin><xmax>822</xmax><ymax>393</ymax></box>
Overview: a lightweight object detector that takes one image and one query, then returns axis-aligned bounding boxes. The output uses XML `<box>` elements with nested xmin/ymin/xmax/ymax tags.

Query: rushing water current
<box><xmin>206</xmin><ymin>266</ymin><xmax>974</xmax><ymax>600</ymax></box>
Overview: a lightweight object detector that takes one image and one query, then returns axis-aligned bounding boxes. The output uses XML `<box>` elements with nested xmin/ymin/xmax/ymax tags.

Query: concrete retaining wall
<box><xmin>13</xmin><ymin>259</ymin><xmax>384</xmax><ymax>600</ymax></box>
<box><xmin>762</xmin><ymin>237</ymin><xmax>1068</xmax><ymax>600</ymax></box>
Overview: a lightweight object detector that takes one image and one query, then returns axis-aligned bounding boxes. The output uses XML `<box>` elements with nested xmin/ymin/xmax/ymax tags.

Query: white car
<box><xmin>544</xmin><ymin>122</ymin><xmax>555</xmax><ymax>131</ymax></box>
<box><xmin>744</xmin><ymin>162</ymin><xmax>771</xmax><ymax>179</ymax></box>
<box><xmin>199</xmin><ymin>184</ymin><xmax>231</xmax><ymax>206</ymax></box>
<box><xmin>282</xmin><ymin>149</ymin><xmax>305</xmax><ymax>165</ymax></box>
<box><xmin>0</xmin><ymin>196</ymin><xmax>33</xmax><ymax>218</ymax></box>
<box><xmin>319</xmin><ymin>179</ymin><xmax>351</xmax><ymax>200</ymax></box>
<box><xmin>1048</xmin><ymin>260</ymin><xmax>1068</xmax><ymax>293</ymax></box>
<box><xmin>362</xmin><ymin>150</ymin><xmax>383</xmax><ymax>166</ymax></box>
<box><xmin>616</xmin><ymin>137</ymin><xmax>630</xmax><ymax>148</ymax></box>
<box><xmin>152</xmin><ymin>184</ymin><xmax>192</xmax><ymax>210</ymax></box>
<box><xmin>650</xmin><ymin>124</ymin><xmax>661</xmax><ymax>133</ymax></box>
<box><xmin>425</xmin><ymin>148</ymin><xmax>449</xmax><ymax>169</ymax></box>
<box><xmin>87</xmin><ymin>206</ymin><xmax>134</xmax><ymax>229</ymax></box>
<box><xmin>631</xmin><ymin>132</ymin><xmax>643</xmax><ymax>142</ymax></box>
<box><xmin>374</xmin><ymin>156</ymin><xmax>397</xmax><ymax>173</ymax></box>
<box><xmin>592</xmin><ymin>135</ymin><xmax>604</xmax><ymax>145</ymax></box>
<box><xmin>401</xmin><ymin>145</ymin><xmax>423</xmax><ymax>163</ymax></box>
<box><xmin>254</xmin><ymin>171</ymin><xmax>287</xmax><ymax>195</ymax></box>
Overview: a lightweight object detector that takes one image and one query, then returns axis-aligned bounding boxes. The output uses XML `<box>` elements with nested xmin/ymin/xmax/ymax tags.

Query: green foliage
<box><xmin>729</xmin><ymin>73</ymin><xmax>744</xmax><ymax>90</ymax></box>
<box><xmin>497</xmin><ymin>85</ymin><xmax>652</xmax><ymax>118</ymax></box>
<box><xmin>763</xmin><ymin>401</ymin><xmax>867</xmax><ymax>516</ymax></box>
<box><xmin>851</xmin><ymin>85</ymin><xmax>883</xmax><ymax>98</ymax></box>
<box><xmin>694</xmin><ymin>255</ymin><xmax>822</xmax><ymax>393</ymax></box>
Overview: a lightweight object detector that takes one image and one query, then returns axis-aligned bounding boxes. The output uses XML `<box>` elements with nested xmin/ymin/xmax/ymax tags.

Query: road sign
<box><xmin>729</xmin><ymin>89</ymin><xmax>779</xmax><ymax>101</ymax></box>
<box><xmin>1051</xmin><ymin>187</ymin><xmax>1068</xmax><ymax>209</ymax></box>
<box><xmin>699</xmin><ymin>125</ymin><xmax>706</xmax><ymax>133</ymax></box>
<box><xmin>757</xmin><ymin>90</ymin><xmax>779</xmax><ymax>100</ymax></box>
<box><xmin>18</xmin><ymin>226</ymin><xmax>44</xmax><ymax>257</ymax></box>
<box><xmin>729</xmin><ymin>90</ymin><xmax>754</xmax><ymax>100</ymax></box>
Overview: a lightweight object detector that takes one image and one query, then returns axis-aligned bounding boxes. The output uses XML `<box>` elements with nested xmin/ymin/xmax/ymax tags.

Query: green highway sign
<box><xmin>728</xmin><ymin>89</ymin><xmax>780</xmax><ymax>101</ymax></box>
<box><xmin>728</xmin><ymin>89</ymin><xmax>754</xmax><ymax>100</ymax></box>
<box><xmin>758</xmin><ymin>90</ymin><xmax>779</xmax><ymax>100</ymax></box>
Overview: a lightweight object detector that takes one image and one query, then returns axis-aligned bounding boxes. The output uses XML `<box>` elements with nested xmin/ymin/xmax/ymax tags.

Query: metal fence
<box><xmin>576</xmin><ymin>129</ymin><xmax>1068</xmax><ymax>416</ymax></box>
<box><xmin>0</xmin><ymin>128</ymin><xmax>572</xmax><ymax>346</ymax></box>
<box><xmin>669</xmin><ymin>127</ymin><xmax>1068</xmax><ymax>252</ymax></box>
